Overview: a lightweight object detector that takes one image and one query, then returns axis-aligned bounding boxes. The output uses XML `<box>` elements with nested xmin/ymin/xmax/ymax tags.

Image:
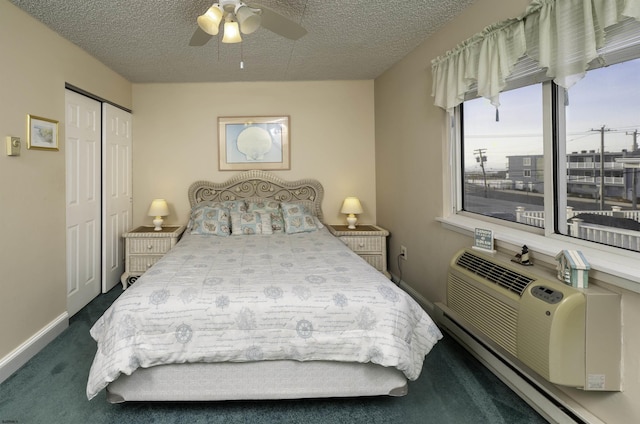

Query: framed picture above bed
<box><xmin>218</xmin><ymin>116</ymin><xmax>290</xmax><ymax>171</ymax></box>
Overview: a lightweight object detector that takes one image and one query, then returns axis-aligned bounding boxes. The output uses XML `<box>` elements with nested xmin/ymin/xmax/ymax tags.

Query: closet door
<box><xmin>65</xmin><ymin>90</ymin><xmax>101</xmax><ymax>316</ymax></box>
<box><xmin>102</xmin><ymin>103</ymin><xmax>132</xmax><ymax>292</ymax></box>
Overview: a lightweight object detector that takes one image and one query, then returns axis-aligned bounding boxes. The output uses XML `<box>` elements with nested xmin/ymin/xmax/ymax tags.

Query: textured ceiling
<box><xmin>9</xmin><ymin>0</ymin><xmax>474</xmax><ymax>83</ymax></box>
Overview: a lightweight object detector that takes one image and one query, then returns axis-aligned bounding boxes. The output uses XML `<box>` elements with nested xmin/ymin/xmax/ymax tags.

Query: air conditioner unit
<box><xmin>436</xmin><ymin>248</ymin><xmax>621</xmax><ymax>391</ymax></box>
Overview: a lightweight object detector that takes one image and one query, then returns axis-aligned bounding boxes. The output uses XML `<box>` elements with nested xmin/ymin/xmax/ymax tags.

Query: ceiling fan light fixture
<box><xmin>197</xmin><ymin>6</ymin><xmax>223</xmax><ymax>35</ymax></box>
<box><xmin>222</xmin><ymin>19</ymin><xmax>242</xmax><ymax>43</ymax></box>
<box><xmin>235</xmin><ymin>5</ymin><xmax>261</xmax><ymax>34</ymax></box>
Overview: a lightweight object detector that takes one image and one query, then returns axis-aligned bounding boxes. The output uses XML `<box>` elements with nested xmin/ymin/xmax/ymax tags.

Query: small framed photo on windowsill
<box><xmin>472</xmin><ymin>227</ymin><xmax>495</xmax><ymax>253</ymax></box>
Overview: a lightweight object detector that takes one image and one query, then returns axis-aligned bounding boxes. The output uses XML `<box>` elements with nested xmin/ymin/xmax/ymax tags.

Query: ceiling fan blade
<box><xmin>189</xmin><ymin>27</ymin><xmax>213</xmax><ymax>46</ymax></box>
<box><xmin>249</xmin><ymin>3</ymin><xmax>307</xmax><ymax>40</ymax></box>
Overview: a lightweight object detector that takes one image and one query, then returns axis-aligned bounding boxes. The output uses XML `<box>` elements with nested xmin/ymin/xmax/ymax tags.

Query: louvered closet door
<box><xmin>66</xmin><ymin>90</ymin><xmax>101</xmax><ymax>316</ymax></box>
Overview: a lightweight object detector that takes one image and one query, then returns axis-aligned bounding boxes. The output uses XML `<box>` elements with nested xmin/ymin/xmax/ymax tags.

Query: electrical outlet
<box><xmin>400</xmin><ymin>245</ymin><xmax>407</xmax><ymax>260</ymax></box>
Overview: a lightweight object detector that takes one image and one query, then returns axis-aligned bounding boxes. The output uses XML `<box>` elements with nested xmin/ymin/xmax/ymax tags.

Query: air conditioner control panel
<box><xmin>531</xmin><ymin>285</ymin><xmax>563</xmax><ymax>304</ymax></box>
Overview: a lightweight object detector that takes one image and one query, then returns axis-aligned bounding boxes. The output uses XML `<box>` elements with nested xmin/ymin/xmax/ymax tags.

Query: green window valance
<box><xmin>431</xmin><ymin>0</ymin><xmax>640</xmax><ymax>112</ymax></box>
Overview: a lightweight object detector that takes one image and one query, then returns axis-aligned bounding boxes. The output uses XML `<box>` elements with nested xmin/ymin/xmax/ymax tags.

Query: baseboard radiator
<box><xmin>434</xmin><ymin>248</ymin><xmax>621</xmax><ymax>423</ymax></box>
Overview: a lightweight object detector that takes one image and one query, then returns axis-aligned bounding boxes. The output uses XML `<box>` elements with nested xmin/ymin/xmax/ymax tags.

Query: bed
<box><xmin>87</xmin><ymin>170</ymin><xmax>443</xmax><ymax>402</ymax></box>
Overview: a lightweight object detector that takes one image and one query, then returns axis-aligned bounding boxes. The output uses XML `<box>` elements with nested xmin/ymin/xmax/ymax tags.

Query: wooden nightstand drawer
<box><xmin>129</xmin><ymin>255</ymin><xmax>164</xmax><ymax>272</ymax></box>
<box><xmin>129</xmin><ymin>238</ymin><xmax>172</xmax><ymax>254</ymax></box>
<box><xmin>340</xmin><ymin>236</ymin><xmax>382</xmax><ymax>253</ymax></box>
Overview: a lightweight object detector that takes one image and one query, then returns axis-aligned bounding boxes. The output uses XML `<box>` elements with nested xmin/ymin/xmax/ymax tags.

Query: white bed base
<box><xmin>107</xmin><ymin>360</ymin><xmax>408</xmax><ymax>403</ymax></box>
<box><xmin>105</xmin><ymin>171</ymin><xmax>409</xmax><ymax>402</ymax></box>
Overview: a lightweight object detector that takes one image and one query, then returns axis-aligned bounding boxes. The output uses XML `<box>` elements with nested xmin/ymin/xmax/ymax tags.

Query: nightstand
<box><xmin>328</xmin><ymin>224</ymin><xmax>390</xmax><ymax>278</ymax></box>
<box><xmin>120</xmin><ymin>225</ymin><xmax>185</xmax><ymax>289</ymax></box>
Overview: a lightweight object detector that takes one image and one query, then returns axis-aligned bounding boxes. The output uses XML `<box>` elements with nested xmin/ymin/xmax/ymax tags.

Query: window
<box><xmin>461</xmin><ymin>84</ymin><xmax>544</xmax><ymax>226</ymax></box>
<box><xmin>459</xmin><ymin>58</ymin><xmax>640</xmax><ymax>252</ymax></box>
<box><xmin>559</xmin><ymin>58</ymin><xmax>640</xmax><ymax>250</ymax></box>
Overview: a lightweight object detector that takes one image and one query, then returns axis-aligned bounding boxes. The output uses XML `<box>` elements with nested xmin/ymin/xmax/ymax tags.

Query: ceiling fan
<box><xmin>190</xmin><ymin>0</ymin><xmax>307</xmax><ymax>46</ymax></box>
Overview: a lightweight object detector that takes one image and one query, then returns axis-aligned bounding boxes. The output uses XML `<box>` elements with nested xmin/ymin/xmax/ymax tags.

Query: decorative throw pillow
<box><xmin>280</xmin><ymin>202</ymin><xmax>318</xmax><ymax>234</ymax></box>
<box><xmin>220</xmin><ymin>200</ymin><xmax>248</xmax><ymax>214</ymax></box>
<box><xmin>188</xmin><ymin>200</ymin><xmax>247</xmax><ymax>230</ymax></box>
<box><xmin>247</xmin><ymin>200</ymin><xmax>279</xmax><ymax>211</ymax></box>
<box><xmin>247</xmin><ymin>200</ymin><xmax>285</xmax><ymax>233</ymax></box>
<box><xmin>193</xmin><ymin>200</ymin><xmax>246</xmax><ymax>214</ymax></box>
<box><xmin>230</xmin><ymin>211</ymin><xmax>273</xmax><ymax>235</ymax></box>
<box><xmin>190</xmin><ymin>207</ymin><xmax>231</xmax><ymax>236</ymax></box>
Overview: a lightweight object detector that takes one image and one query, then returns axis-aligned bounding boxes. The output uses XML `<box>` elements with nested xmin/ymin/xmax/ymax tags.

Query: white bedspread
<box><xmin>87</xmin><ymin>228</ymin><xmax>443</xmax><ymax>399</ymax></box>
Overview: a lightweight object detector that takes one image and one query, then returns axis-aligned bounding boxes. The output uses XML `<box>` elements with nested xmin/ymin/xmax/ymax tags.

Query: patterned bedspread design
<box><xmin>87</xmin><ymin>228</ymin><xmax>443</xmax><ymax>399</ymax></box>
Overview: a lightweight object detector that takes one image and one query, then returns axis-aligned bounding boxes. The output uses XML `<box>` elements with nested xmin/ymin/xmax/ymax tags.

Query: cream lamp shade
<box><xmin>197</xmin><ymin>6</ymin><xmax>223</xmax><ymax>35</ymax></box>
<box><xmin>340</xmin><ymin>197</ymin><xmax>363</xmax><ymax>229</ymax></box>
<box><xmin>148</xmin><ymin>199</ymin><xmax>169</xmax><ymax>231</ymax></box>
<box><xmin>222</xmin><ymin>19</ymin><xmax>242</xmax><ymax>43</ymax></box>
<box><xmin>235</xmin><ymin>5</ymin><xmax>261</xmax><ymax>34</ymax></box>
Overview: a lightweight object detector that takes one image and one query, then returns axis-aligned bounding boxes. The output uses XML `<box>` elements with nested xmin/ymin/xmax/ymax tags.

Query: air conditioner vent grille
<box><xmin>456</xmin><ymin>251</ymin><xmax>534</xmax><ymax>296</ymax></box>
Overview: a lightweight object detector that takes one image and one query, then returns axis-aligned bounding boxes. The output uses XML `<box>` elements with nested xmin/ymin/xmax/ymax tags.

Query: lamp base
<box><xmin>152</xmin><ymin>217</ymin><xmax>164</xmax><ymax>231</ymax></box>
<box><xmin>346</xmin><ymin>215</ymin><xmax>357</xmax><ymax>230</ymax></box>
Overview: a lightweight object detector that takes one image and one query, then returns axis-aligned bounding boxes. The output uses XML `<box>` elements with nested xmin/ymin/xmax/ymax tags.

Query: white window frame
<box><xmin>439</xmin><ymin>81</ymin><xmax>640</xmax><ymax>294</ymax></box>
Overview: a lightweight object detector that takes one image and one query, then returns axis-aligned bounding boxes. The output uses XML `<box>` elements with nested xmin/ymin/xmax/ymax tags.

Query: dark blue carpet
<box><xmin>0</xmin><ymin>286</ymin><xmax>546</xmax><ymax>423</ymax></box>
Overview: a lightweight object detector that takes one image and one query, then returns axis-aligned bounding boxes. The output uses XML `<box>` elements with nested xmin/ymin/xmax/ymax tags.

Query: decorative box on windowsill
<box><xmin>555</xmin><ymin>250</ymin><xmax>590</xmax><ymax>288</ymax></box>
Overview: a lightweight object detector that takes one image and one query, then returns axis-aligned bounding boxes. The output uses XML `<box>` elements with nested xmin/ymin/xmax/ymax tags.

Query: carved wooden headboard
<box><xmin>188</xmin><ymin>170</ymin><xmax>325</xmax><ymax>221</ymax></box>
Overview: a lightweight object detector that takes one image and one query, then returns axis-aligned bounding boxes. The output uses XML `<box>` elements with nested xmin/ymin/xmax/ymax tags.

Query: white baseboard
<box><xmin>392</xmin><ymin>274</ymin><xmax>436</xmax><ymax>316</ymax></box>
<box><xmin>398</xmin><ymin>279</ymin><xmax>435</xmax><ymax>313</ymax></box>
<box><xmin>0</xmin><ymin>312</ymin><xmax>68</xmax><ymax>384</ymax></box>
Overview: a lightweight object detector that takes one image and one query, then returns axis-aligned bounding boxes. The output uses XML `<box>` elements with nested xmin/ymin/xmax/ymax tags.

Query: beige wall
<box><xmin>374</xmin><ymin>0</ymin><xmax>640</xmax><ymax>422</ymax></box>
<box><xmin>4</xmin><ymin>0</ymin><xmax>639</xmax><ymax>420</ymax></box>
<box><xmin>0</xmin><ymin>2</ymin><xmax>131</xmax><ymax>359</ymax></box>
<box><xmin>131</xmin><ymin>81</ymin><xmax>376</xmax><ymax>227</ymax></box>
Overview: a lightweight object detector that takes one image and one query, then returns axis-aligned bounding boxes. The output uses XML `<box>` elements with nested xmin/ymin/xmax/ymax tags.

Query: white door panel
<box><xmin>66</xmin><ymin>90</ymin><xmax>101</xmax><ymax>316</ymax></box>
<box><xmin>102</xmin><ymin>103</ymin><xmax>132</xmax><ymax>292</ymax></box>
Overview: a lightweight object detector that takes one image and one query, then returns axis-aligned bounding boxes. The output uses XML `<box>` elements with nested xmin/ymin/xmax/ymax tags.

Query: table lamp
<box><xmin>148</xmin><ymin>199</ymin><xmax>169</xmax><ymax>231</ymax></box>
<box><xmin>340</xmin><ymin>197</ymin><xmax>363</xmax><ymax>229</ymax></box>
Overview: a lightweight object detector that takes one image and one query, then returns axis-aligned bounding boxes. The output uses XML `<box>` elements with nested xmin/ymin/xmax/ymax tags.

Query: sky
<box><xmin>464</xmin><ymin>58</ymin><xmax>640</xmax><ymax>172</ymax></box>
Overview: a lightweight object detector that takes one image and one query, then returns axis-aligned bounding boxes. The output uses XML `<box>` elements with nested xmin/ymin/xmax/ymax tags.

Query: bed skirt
<box><xmin>106</xmin><ymin>360</ymin><xmax>408</xmax><ymax>403</ymax></box>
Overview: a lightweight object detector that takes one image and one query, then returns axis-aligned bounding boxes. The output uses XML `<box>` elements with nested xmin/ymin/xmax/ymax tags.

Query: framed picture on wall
<box><xmin>218</xmin><ymin>116</ymin><xmax>290</xmax><ymax>171</ymax></box>
<box><xmin>27</xmin><ymin>114</ymin><xmax>59</xmax><ymax>151</ymax></box>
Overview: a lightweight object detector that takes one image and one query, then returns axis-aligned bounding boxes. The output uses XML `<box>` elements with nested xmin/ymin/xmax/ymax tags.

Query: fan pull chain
<box><xmin>240</xmin><ymin>43</ymin><xmax>244</xmax><ymax>69</ymax></box>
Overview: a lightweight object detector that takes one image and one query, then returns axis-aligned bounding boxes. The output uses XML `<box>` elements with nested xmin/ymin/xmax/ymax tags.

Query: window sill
<box><xmin>437</xmin><ymin>214</ymin><xmax>640</xmax><ymax>294</ymax></box>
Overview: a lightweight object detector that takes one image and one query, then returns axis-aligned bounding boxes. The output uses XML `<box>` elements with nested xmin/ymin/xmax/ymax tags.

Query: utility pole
<box><xmin>628</xmin><ymin>129</ymin><xmax>638</xmax><ymax>152</ymax></box>
<box><xmin>627</xmin><ymin>129</ymin><xmax>639</xmax><ymax>209</ymax></box>
<box><xmin>591</xmin><ymin>126</ymin><xmax>613</xmax><ymax>211</ymax></box>
<box><xmin>474</xmin><ymin>148</ymin><xmax>488</xmax><ymax>197</ymax></box>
